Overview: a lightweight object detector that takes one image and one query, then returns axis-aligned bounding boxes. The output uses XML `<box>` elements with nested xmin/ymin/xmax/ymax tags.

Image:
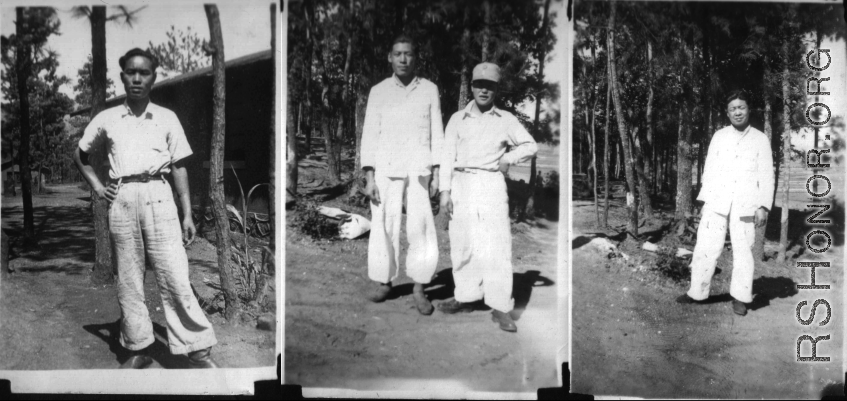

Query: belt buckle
<box><xmin>139</xmin><ymin>175</ymin><xmax>151</xmax><ymax>183</ymax></box>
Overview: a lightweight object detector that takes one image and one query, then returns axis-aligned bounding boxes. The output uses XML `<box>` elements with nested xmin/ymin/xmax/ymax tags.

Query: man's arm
<box><xmin>500</xmin><ymin>117</ymin><xmax>538</xmax><ymax>172</ymax></box>
<box><xmin>171</xmin><ymin>160</ymin><xmax>196</xmax><ymax>245</ymax></box>
<box><xmin>73</xmin><ymin>147</ymin><xmax>116</xmax><ymax>202</ymax></box>
<box><xmin>429</xmin><ymin>85</ymin><xmax>444</xmax><ymax>197</ymax></box>
<box><xmin>360</xmin><ymin>86</ymin><xmax>381</xmax><ymax>205</ymax></box>
<box><xmin>757</xmin><ymin>134</ymin><xmax>775</xmax><ymax>211</ymax></box>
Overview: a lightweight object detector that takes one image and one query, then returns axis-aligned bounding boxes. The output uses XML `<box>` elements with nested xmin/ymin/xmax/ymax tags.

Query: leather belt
<box><xmin>118</xmin><ymin>174</ymin><xmax>165</xmax><ymax>184</ymax></box>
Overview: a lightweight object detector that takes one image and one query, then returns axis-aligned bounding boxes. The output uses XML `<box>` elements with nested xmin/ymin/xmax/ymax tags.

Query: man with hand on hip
<box><xmin>437</xmin><ymin>62</ymin><xmax>537</xmax><ymax>332</ymax></box>
<box><xmin>74</xmin><ymin>48</ymin><xmax>218</xmax><ymax>368</ymax></box>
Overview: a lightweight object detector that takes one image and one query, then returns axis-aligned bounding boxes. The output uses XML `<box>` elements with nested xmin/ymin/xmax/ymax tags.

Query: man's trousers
<box><xmin>448</xmin><ymin>170</ymin><xmax>514</xmax><ymax>313</ymax></box>
<box><xmin>686</xmin><ymin>204</ymin><xmax>756</xmax><ymax>303</ymax></box>
<box><xmin>368</xmin><ymin>174</ymin><xmax>438</xmax><ymax>284</ymax></box>
<box><xmin>109</xmin><ymin>179</ymin><xmax>217</xmax><ymax>355</ymax></box>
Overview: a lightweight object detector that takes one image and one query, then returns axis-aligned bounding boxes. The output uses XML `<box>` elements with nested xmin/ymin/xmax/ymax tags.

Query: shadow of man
<box><xmin>512</xmin><ymin>270</ymin><xmax>554</xmax><ymax>320</ymax></box>
<box><xmin>82</xmin><ymin>320</ymin><xmax>186</xmax><ymax>369</ymax></box>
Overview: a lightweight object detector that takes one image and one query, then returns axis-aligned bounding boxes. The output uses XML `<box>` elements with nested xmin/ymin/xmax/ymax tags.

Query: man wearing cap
<box><xmin>676</xmin><ymin>90</ymin><xmax>774</xmax><ymax>316</ymax></box>
<box><xmin>74</xmin><ymin>48</ymin><xmax>218</xmax><ymax>368</ymax></box>
<box><xmin>436</xmin><ymin>62</ymin><xmax>537</xmax><ymax>332</ymax></box>
<box><xmin>360</xmin><ymin>35</ymin><xmax>444</xmax><ymax>315</ymax></box>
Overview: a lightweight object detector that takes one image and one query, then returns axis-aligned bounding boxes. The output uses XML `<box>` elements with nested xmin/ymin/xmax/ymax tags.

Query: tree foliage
<box><xmin>72</xmin><ymin>55</ymin><xmax>116</xmax><ymax>110</ymax></box>
<box><xmin>146</xmin><ymin>25</ymin><xmax>211</xmax><ymax>77</ymax></box>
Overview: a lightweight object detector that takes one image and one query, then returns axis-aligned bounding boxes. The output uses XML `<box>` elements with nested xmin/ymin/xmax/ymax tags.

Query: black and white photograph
<box><xmin>570</xmin><ymin>0</ymin><xmax>845</xmax><ymax>398</ymax></box>
<box><xmin>284</xmin><ymin>0</ymin><xmax>565</xmax><ymax>396</ymax></box>
<box><xmin>0</xmin><ymin>0</ymin><xmax>279</xmax><ymax>394</ymax></box>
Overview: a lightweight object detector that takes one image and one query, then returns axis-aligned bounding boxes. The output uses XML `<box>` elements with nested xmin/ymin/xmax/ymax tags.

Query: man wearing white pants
<box><xmin>677</xmin><ymin>90</ymin><xmax>774</xmax><ymax>316</ymax></box>
<box><xmin>437</xmin><ymin>63</ymin><xmax>537</xmax><ymax>332</ymax></box>
<box><xmin>74</xmin><ymin>48</ymin><xmax>218</xmax><ymax>368</ymax></box>
<box><xmin>361</xmin><ymin>35</ymin><xmax>443</xmax><ymax>315</ymax></box>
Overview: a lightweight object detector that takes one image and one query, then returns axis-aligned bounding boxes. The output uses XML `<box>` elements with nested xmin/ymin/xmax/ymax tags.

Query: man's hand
<box><xmin>96</xmin><ymin>183</ymin><xmax>119</xmax><ymax>202</ymax></box>
<box><xmin>365</xmin><ymin>181</ymin><xmax>381</xmax><ymax>206</ymax></box>
<box><xmin>182</xmin><ymin>217</ymin><xmax>197</xmax><ymax>246</ymax></box>
<box><xmin>754</xmin><ymin>207</ymin><xmax>768</xmax><ymax>227</ymax></box>
<box><xmin>498</xmin><ymin>160</ymin><xmax>510</xmax><ymax>174</ymax></box>
<box><xmin>436</xmin><ymin>191</ymin><xmax>453</xmax><ymax>230</ymax></box>
<box><xmin>429</xmin><ymin>174</ymin><xmax>439</xmax><ymax>198</ymax></box>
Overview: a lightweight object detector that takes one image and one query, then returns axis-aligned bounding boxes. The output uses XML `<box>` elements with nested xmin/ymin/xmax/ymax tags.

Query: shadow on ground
<box><xmin>3</xmin><ymin>205</ymin><xmax>95</xmax><ymax>273</ymax></box>
<box><xmin>83</xmin><ymin>320</ymin><xmax>191</xmax><ymax>369</ymax></box>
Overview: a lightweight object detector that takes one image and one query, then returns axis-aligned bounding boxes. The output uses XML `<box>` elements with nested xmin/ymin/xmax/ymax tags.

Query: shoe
<box><xmin>187</xmin><ymin>347</ymin><xmax>220</xmax><ymax>369</ymax></box>
<box><xmin>437</xmin><ymin>299</ymin><xmax>476</xmax><ymax>314</ymax></box>
<box><xmin>412</xmin><ymin>285</ymin><xmax>433</xmax><ymax>316</ymax></box>
<box><xmin>365</xmin><ymin>282</ymin><xmax>392</xmax><ymax>303</ymax></box>
<box><xmin>676</xmin><ymin>294</ymin><xmax>706</xmax><ymax>304</ymax></box>
<box><xmin>491</xmin><ymin>310</ymin><xmax>518</xmax><ymax>332</ymax></box>
<box><xmin>732</xmin><ymin>299</ymin><xmax>748</xmax><ymax>316</ymax></box>
<box><xmin>119</xmin><ymin>354</ymin><xmax>153</xmax><ymax>369</ymax></box>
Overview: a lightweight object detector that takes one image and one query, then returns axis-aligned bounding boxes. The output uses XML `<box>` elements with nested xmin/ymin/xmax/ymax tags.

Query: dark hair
<box><xmin>389</xmin><ymin>34</ymin><xmax>416</xmax><ymax>54</ymax></box>
<box><xmin>725</xmin><ymin>90</ymin><xmax>749</xmax><ymax>108</ymax></box>
<box><xmin>118</xmin><ymin>48</ymin><xmax>159</xmax><ymax>72</ymax></box>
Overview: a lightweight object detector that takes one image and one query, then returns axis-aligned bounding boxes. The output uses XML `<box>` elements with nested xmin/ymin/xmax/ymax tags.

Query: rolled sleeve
<box><xmin>502</xmin><ymin>117</ymin><xmax>537</xmax><ymax>165</ymax></box>
<box><xmin>360</xmin><ymin>87</ymin><xmax>380</xmax><ymax>170</ymax></box>
<box><xmin>439</xmin><ymin>114</ymin><xmax>460</xmax><ymax>192</ymax></box>
<box><xmin>166</xmin><ymin>113</ymin><xmax>193</xmax><ymax>164</ymax></box>
<box><xmin>78</xmin><ymin>113</ymin><xmax>105</xmax><ymax>153</ymax></box>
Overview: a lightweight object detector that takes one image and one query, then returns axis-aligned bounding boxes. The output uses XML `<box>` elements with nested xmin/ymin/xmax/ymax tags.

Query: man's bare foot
<box><xmin>412</xmin><ymin>283</ymin><xmax>433</xmax><ymax>315</ymax></box>
<box><xmin>366</xmin><ymin>281</ymin><xmax>392</xmax><ymax>302</ymax></box>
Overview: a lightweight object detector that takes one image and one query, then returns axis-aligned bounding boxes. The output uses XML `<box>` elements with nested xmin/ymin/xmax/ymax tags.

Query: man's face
<box><xmin>471</xmin><ymin>80</ymin><xmax>497</xmax><ymax>108</ymax></box>
<box><xmin>388</xmin><ymin>42</ymin><xmax>415</xmax><ymax>78</ymax></box>
<box><xmin>120</xmin><ymin>56</ymin><xmax>156</xmax><ymax>101</ymax></box>
<box><xmin>726</xmin><ymin>98</ymin><xmax>750</xmax><ymax>128</ymax></box>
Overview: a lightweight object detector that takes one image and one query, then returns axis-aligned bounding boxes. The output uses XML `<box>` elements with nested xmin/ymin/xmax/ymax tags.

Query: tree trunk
<box><xmin>322</xmin><ymin>115</ymin><xmax>340</xmax><ymax>184</ymax></box>
<box><xmin>257</xmin><ymin>1</ymin><xmax>278</xmax><ymax>304</ymax></box>
<box><xmin>632</xmin><ymin>128</ymin><xmax>653</xmax><ymax>220</ymax></box>
<box><xmin>457</xmin><ymin>6</ymin><xmax>471</xmax><ymax>109</ymax></box>
<box><xmin>645</xmin><ymin>40</ymin><xmax>654</xmax><ymax>195</ymax></box>
<box><xmin>205</xmin><ymin>4</ymin><xmax>240</xmax><ymax>320</ymax></box>
<box><xmin>753</xmin><ymin>54</ymin><xmax>773</xmax><ymax>261</ymax></box>
<box><xmin>590</xmin><ymin>29</ymin><xmax>599</xmax><ymax>226</ymax></box>
<box><xmin>776</xmin><ymin>38</ymin><xmax>792</xmax><ymax>263</ymax></box>
<box><xmin>87</xmin><ymin>6</ymin><xmax>114</xmax><ymax>284</ymax></box>
<box><xmin>603</xmin><ymin>57</ymin><xmax>611</xmax><ymax>227</ymax></box>
<box><xmin>15</xmin><ymin>8</ymin><xmax>35</xmax><ymax>244</ymax></box>
<box><xmin>524</xmin><ymin>0</ymin><xmax>552</xmax><ymax>221</ymax></box>
<box><xmin>286</xmin><ymin>27</ymin><xmax>298</xmax><ymax>200</ymax></box>
<box><xmin>481</xmin><ymin>0</ymin><xmax>490</xmax><ymax>61</ymax></box>
<box><xmin>608</xmin><ymin>3</ymin><xmax>638</xmax><ymax>235</ymax></box>
<box><xmin>675</xmin><ymin>105</ymin><xmax>693</xmax><ymax>219</ymax></box>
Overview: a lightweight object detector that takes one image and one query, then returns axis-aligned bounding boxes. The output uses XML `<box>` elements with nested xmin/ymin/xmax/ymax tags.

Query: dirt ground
<box><xmin>284</xmin><ymin>166</ymin><xmax>561</xmax><ymax>392</ymax></box>
<box><xmin>570</xmin><ymin>197</ymin><xmax>844</xmax><ymax>398</ymax></box>
<box><xmin>0</xmin><ymin>183</ymin><xmax>275</xmax><ymax>371</ymax></box>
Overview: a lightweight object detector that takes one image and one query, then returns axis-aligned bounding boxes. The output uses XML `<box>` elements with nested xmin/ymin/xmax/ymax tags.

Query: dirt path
<box><xmin>0</xmin><ymin>184</ymin><xmax>275</xmax><ymax>370</ymax></box>
<box><xmin>285</xmin><ymin>211</ymin><xmax>560</xmax><ymax>392</ymax></box>
<box><xmin>570</xmin><ymin>200</ymin><xmax>844</xmax><ymax>398</ymax></box>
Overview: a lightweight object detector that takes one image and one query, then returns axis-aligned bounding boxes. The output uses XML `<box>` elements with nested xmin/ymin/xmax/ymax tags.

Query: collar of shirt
<box><xmin>730</xmin><ymin>124</ymin><xmax>752</xmax><ymax>139</ymax></box>
<box><xmin>462</xmin><ymin>101</ymin><xmax>501</xmax><ymax>119</ymax></box>
<box><xmin>121</xmin><ymin>101</ymin><xmax>154</xmax><ymax>120</ymax></box>
<box><xmin>391</xmin><ymin>74</ymin><xmax>420</xmax><ymax>91</ymax></box>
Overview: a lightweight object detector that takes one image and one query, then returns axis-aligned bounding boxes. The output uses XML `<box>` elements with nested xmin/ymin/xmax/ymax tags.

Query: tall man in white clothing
<box><xmin>360</xmin><ymin>35</ymin><xmax>444</xmax><ymax>315</ymax></box>
<box><xmin>436</xmin><ymin>63</ymin><xmax>537</xmax><ymax>332</ymax></box>
<box><xmin>73</xmin><ymin>48</ymin><xmax>218</xmax><ymax>368</ymax></box>
<box><xmin>676</xmin><ymin>90</ymin><xmax>774</xmax><ymax>316</ymax></box>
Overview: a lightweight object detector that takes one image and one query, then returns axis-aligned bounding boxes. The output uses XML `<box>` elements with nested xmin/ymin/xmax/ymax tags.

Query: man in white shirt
<box><xmin>677</xmin><ymin>90</ymin><xmax>774</xmax><ymax>316</ymax></box>
<box><xmin>360</xmin><ymin>35</ymin><xmax>444</xmax><ymax>315</ymax></box>
<box><xmin>74</xmin><ymin>48</ymin><xmax>218</xmax><ymax>368</ymax></box>
<box><xmin>436</xmin><ymin>63</ymin><xmax>538</xmax><ymax>332</ymax></box>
